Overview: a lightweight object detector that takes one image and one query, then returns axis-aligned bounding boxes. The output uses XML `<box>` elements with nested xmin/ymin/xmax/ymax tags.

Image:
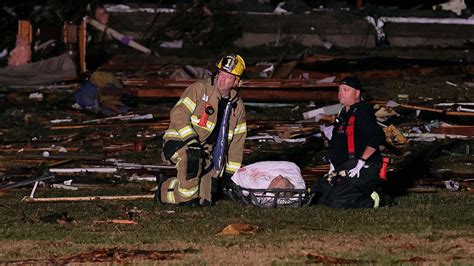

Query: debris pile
<box><xmin>0</xmin><ymin>1</ymin><xmax>473</xmax><ymax>202</ymax></box>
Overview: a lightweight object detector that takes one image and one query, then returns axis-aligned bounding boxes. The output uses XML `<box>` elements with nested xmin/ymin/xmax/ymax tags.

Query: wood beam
<box><xmin>79</xmin><ymin>17</ymin><xmax>87</xmax><ymax>73</ymax></box>
<box><xmin>123</xmin><ymin>79</ymin><xmax>338</xmax><ymax>102</ymax></box>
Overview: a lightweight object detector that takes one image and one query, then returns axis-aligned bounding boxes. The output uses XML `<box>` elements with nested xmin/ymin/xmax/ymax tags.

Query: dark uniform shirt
<box><xmin>328</xmin><ymin>102</ymin><xmax>385</xmax><ymax>169</ymax></box>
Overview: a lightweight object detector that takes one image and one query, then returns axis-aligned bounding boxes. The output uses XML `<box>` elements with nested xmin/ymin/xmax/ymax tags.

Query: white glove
<box><xmin>328</xmin><ymin>162</ymin><xmax>335</xmax><ymax>174</ymax></box>
<box><xmin>320</xmin><ymin>124</ymin><xmax>334</xmax><ymax>140</ymax></box>
<box><xmin>348</xmin><ymin>159</ymin><xmax>366</xmax><ymax>178</ymax></box>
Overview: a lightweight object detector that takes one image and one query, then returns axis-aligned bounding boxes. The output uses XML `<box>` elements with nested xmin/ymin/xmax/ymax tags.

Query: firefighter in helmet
<box><xmin>156</xmin><ymin>54</ymin><xmax>247</xmax><ymax>206</ymax></box>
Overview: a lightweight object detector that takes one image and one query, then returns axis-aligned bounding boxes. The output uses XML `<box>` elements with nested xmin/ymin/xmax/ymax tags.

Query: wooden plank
<box><xmin>399</xmin><ymin>104</ymin><xmax>443</xmax><ymax>113</ymax></box>
<box><xmin>50</xmin><ymin>121</ymin><xmax>169</xmax><ymax>130</ymax></box>
<box><xmin>292</xmin><ymin>64</ymin><xmax>474</xmax><ymax>80</ymax></box>
<box><xmin>431</xmin><ymin>126</ymin><xmax>474</xmax><ymax>137</ymax></box>
<box><xmin>63</xmin><ymin>22</ymin><xmax>78</xmax><ymax>44</ymax></box>
<box><xmin>124</xmin><ymin>79</ymin><xmax>338</xmax><ymax>101</ymax></box>
<box><xmin>22</xmin><ymin>194</ymin><xmax>154</xmax><ymax>202</ymax></box>
<box><xmin>79</xmin><ymin>17</ymin><xmax>87</xmax><ymax>73</ymax></box>
<box><xmin>87</xmin><ymin>17</ymin><xmax>151</xmax><ymax>54</ymax></box>
<box><xmin>399</xmin><ymin>104</ymin><xmax>474</xmax><ymax>117</ymax></box>
<box><xmin>132</xmin><ymin>87</ymin><xmax>337</xmax><ymax>101</ymax></box>
<box><xmin>123</xmin><ymin>78</ymin><xmax>338</xmax><ymax>88</ymax></box>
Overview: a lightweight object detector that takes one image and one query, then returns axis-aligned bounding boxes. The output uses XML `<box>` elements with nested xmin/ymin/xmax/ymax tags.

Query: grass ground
<box><xmin>0</xmin><ymin>185</ymin><xmax>473</xmax><ymax>264</ymax></box>
<box><xmin>0</xmin><ymin>46</ymin><xmax>473</xmax><ymax>264</ymax></box>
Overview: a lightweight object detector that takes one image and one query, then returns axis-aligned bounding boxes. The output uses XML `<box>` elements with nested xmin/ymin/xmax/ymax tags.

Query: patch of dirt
<box><xmin>1</xmin><ymin>231</ymin><xmax>473</xmax><ymax>264</ymax></box>
<box><xmin>173</xmin><ymin>232</ymin><xmax>473</xmax><ymax>264</ymax></box>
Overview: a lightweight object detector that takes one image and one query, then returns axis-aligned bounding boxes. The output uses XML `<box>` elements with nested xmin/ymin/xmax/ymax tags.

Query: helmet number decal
<box><xmin>223</xmin><ymin>57</ymin><xmax>236</xmax><ymax>72</ymax></box>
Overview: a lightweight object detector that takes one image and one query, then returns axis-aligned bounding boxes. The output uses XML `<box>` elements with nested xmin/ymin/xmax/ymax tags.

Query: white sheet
<box><xmin>231</xmin><ymin>161</ymin><xmax>306</xmax><ymax>190</ymax></box>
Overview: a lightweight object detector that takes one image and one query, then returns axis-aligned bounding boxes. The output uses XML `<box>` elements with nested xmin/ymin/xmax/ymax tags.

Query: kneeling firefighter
<box><xmin>156</xmin><ymin>55</ymin><xmax>247</xmax><ymax>206</ymax></box>
<box><xmin>314</xmin><ymin>76</ymin><xmax>393</xmax><ymax>208</ymax></box>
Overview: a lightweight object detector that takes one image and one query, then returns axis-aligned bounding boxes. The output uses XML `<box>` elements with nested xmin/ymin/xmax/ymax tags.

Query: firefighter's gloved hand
<box><xmin>221</xmin><ymin>173</ymin><xmax>237</xmax><ymax>201</ymax></box>
<box><xmin>348</xmin><ymin>159</ymin><xmax>366</xmax><ymax>178</ymax></box>
<box><xmin>184</xmin><ymin>139</ymin><xmax>203</xmax><ymax>180</ymax></box>
<box><xmin>186</xmin><ymin>139</ymin><xmax>202</xmax><ymax>161</ymax></box>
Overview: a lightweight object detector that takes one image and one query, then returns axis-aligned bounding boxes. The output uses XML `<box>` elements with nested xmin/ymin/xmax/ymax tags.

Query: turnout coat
<box><xmin>163</xmin><ymin>78</ymin><xmax>247</xmax><ymax>176</ymax></box>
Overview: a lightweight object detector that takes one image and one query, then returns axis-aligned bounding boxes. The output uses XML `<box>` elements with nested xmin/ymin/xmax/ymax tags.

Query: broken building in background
<box><xmin>0</xmin><ymin>0</ymin><xmax>473</xmax><ymax>200</ymax></box>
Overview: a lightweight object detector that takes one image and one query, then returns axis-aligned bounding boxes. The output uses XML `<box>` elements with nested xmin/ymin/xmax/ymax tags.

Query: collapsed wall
<box><xmin>106</xmin><ymin>6</ymin><xmax>474</xmax><ymax>48</ymax></box>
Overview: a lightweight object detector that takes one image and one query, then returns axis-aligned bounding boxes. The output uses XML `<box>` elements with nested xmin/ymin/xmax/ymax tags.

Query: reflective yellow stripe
<box><xmin>207</xmin><ymin>121</ymin><xmax>216</xmax><ymax>131</ymax></box>
<box><xmin>181</xmin><ymin>97</ymin><xmax>196</xmax><ymax>113</ymax></box>
<box><xmin>177</xmin><ymin>181</ymin><xmax>198</xmax><ymax>198</ymax></box>
<box><xmin>191</xmin><ymin>115</ymin><xmax>215</xmax><ymax>132</ymax></box>
<box><xmin>164</xmin><ymin>129</ymin><xmax>180</xmax><ymax>139</ymax></box>
<box><xmin>178</xmin><ymin>125</ymin><xmax>195</xmax><ymax>138</ymax></box>
<box><xmin>371</xmin><ymin>191</ymin><xmax>380</xmax><ymax>208</ymax></box>
<box><xmin>234</xmin><ymin>122</ymin><xmax>247</xmax><ymax>134</ymax></box>
<box><xmin>171</xmin><ymin>152</ymin><xmax>180</xmax><ymax>163</ymax></box>
<box><xmin>191</xmin><ymin>115</ymin><xmax>199</xmax><ymax>124</ymax></box>
<box><xmin>226</xmin><ymin>161</ymin><xmax>241</xmax><ymax>173</ymax></box>
<box><xmin>227</xmin><ymin>130</ymin><xmax>234</xmax><ymax>141</ymax></box>
<box><xmin>166</xmin><ymin>178</ymin><xmax>178</xmax><ymax>203</ymax></box>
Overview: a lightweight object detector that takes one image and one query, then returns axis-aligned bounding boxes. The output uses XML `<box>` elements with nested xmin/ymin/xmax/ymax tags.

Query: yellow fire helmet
<box><xmin>217</xmin><ymin>54</ymin><xmax>246</xmax><ymax>78</ymax></box>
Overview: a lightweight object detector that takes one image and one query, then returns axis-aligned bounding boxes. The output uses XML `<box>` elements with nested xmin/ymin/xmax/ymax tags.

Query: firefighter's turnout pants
<box><xmin>160</xmin><ymin>144</ymin><xmax>217</xmax><ymax>205</ymax></box>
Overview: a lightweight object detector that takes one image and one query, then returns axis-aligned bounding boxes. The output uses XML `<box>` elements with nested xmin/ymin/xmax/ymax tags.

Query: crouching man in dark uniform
<box><xmin>156</xmin><ymin>55</ymin><xmax>247</xmax><ymax>207</ymax></box>
<box><xmin>315</xmin><ymin>76</ymin><xmax>392</xmax><ymax>208</ymax></box>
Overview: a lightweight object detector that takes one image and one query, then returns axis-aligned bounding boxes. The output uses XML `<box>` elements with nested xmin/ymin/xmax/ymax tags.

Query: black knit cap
<box><xmin>340</xmin><ymin>76</ymin><xmax>363</xmax><ymax>91</ymax></box>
